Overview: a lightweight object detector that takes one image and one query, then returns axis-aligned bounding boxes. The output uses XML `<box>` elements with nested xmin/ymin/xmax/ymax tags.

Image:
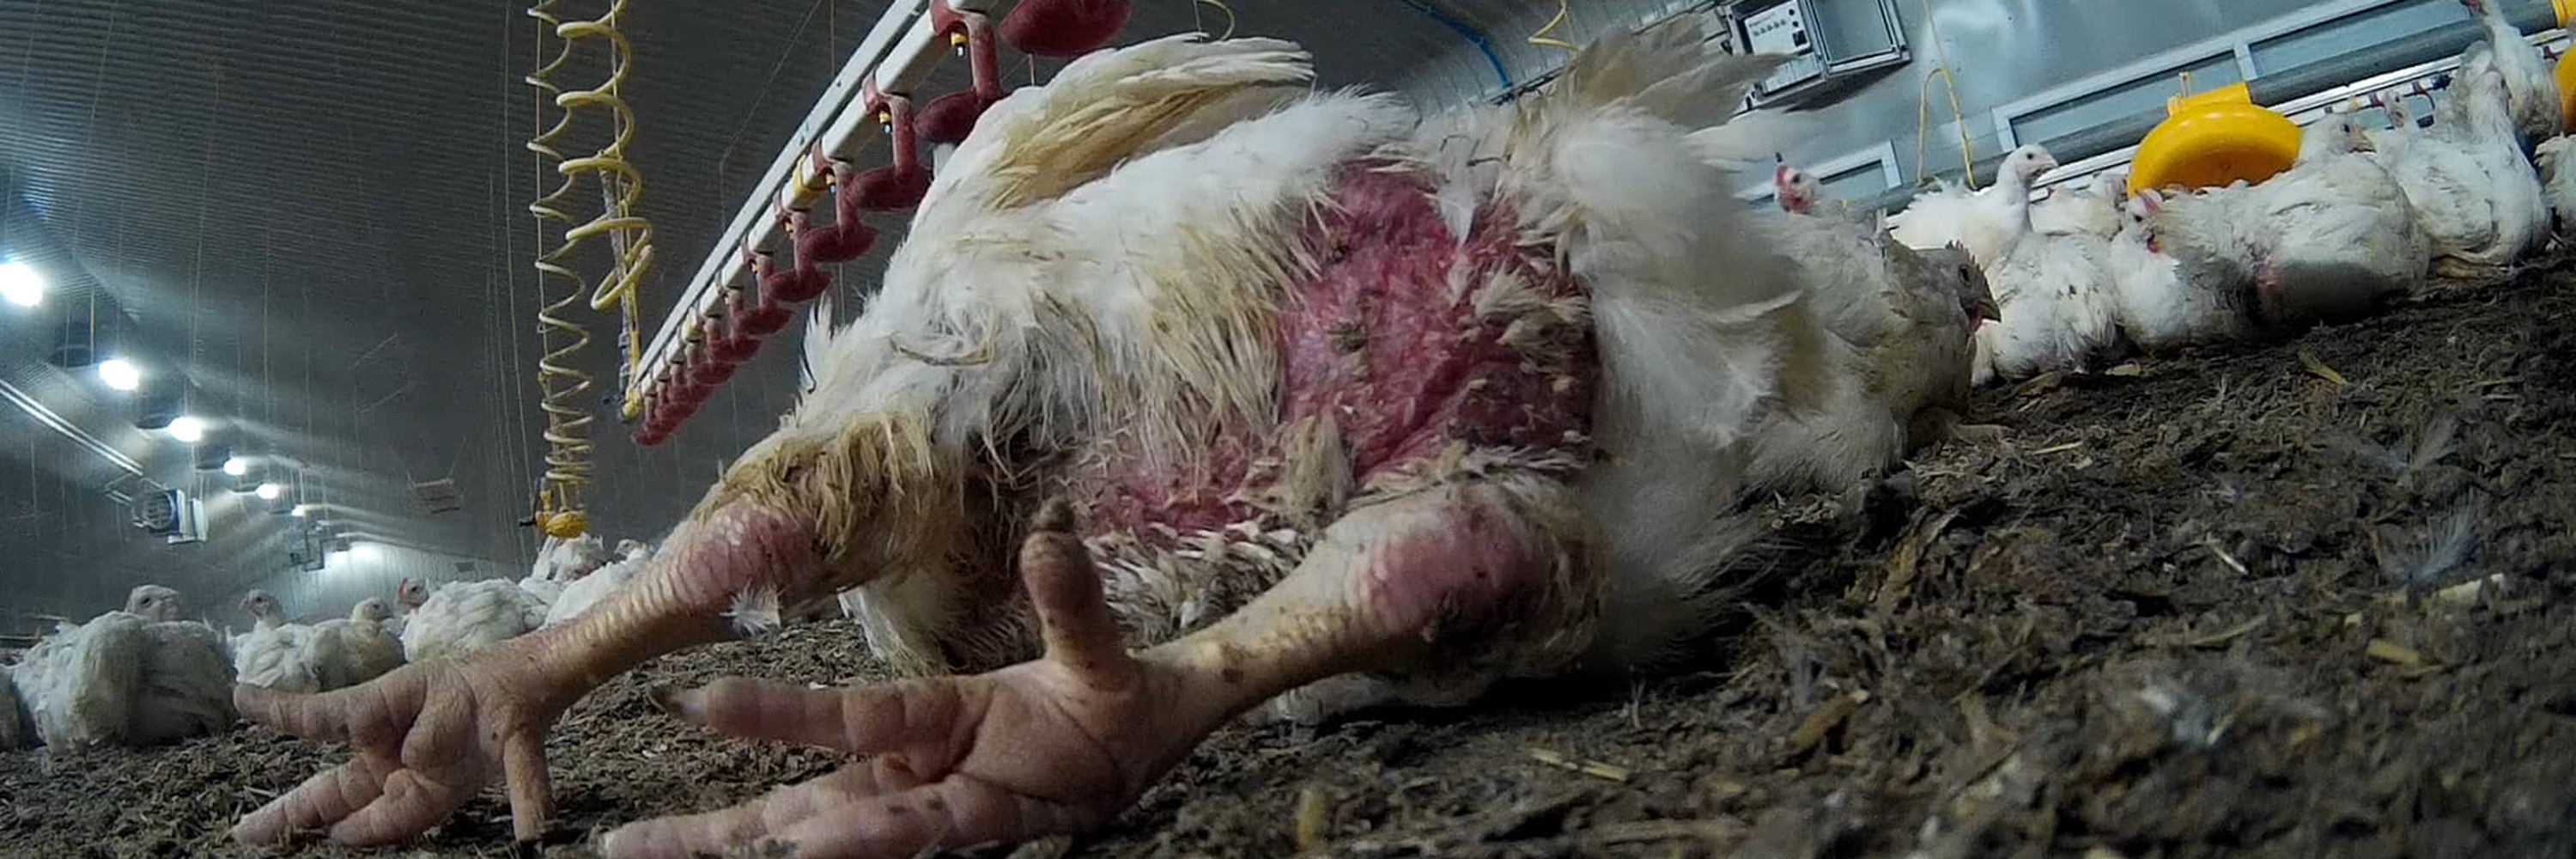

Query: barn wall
<box><xmin>1387</xmin><ymin>0</ymin><xmax>2524</xmax><ymax>198</ymax></box>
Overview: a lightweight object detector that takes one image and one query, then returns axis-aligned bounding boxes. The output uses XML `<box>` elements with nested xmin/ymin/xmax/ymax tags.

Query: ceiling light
<box><xmin>96</xmin><ymin>358</ymin><xmax>140</xmax><ymax>392</ymax></box>
<box><xmin>291</xmin><ymin>504</ymin><xmax>310</xmax><ymax>516</ymax></box>
<box><xmin>166</xmin><ymin>416</ymin><xmax>205</xmax><ymax>443</ymax></box>
<box><xmin>0</xmin><ymin>260</ymin><xmax>41</xmax><ymax>308</ymax></box>
<box><xmin>222</xmin><ymin>455</ymin><xmax>248</xmax><ymax>476</ymax></box>
<box><xmin>253</xmin><ymin>482</ymin><xmax>283</xmax><ymax>501</ymax></box>
<box><xmin>351</xmin><ymin>542</ymin><xmax>383</xmax><ymax>563</ymax></box>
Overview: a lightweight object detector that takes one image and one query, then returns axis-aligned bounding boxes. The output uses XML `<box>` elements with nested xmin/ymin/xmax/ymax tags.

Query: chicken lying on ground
<box><xmin>2028</xmin><ymin>170</ymin><xmax>2129</xmax><ymax>239</ymax></box>
<box><xmin>1953</xmin><ymin>147</ymin><xmax>2123</xmax><ymax>383</ymax></box>
<box><xmin>234</xmin><ymin>592</ymin><xmax>404</xmax><ymax>692</ymax></box>
<box><xmin>2103</xmin><ymin>190</ymin><xmax>2251</xmax><ymax>351</ymax></box>
<box><xmin>2375</xmin><ymin>44</ymin><xmax>2547</xmax><ymax>282</ymax></box>
<box><xmin>2146</xmin><ymin>113</ymin><xmax>2427</xmax><ymax>332</ymax></box>
<box><xmin>1747</xmin><ymin>161</ymin><xmax>1999</xmax><ymax>493</ymax></box>
<box><xmin>8</xmin><ymin>585</ymin><xmax>233</xmax><ymax>748</ymax></box>
<box><xmin>544</xmin><ymin>539</ymin><xmax>653</xmax><ymax>626</ymax></box>
<box><xmin>230</xmin><ymin>27</ymin><xmax>1819</xmax><ymax>858</ymax></box>
<box><xmin>1891</xmin><ymin>145</ymin><xmax>2062</xmax><ymax>265</ymax></box>
<box><xmin>395</xmin><ymin>574</ymin><xmax>550</xmax><ymax>663</ymax></box>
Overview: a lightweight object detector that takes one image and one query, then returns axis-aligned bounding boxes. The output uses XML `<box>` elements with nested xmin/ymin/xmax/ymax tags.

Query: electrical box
<box><xmin>1719</xmin><ymin>0</ymin><xmax>1911</xmax><ymax>107</ymax></box>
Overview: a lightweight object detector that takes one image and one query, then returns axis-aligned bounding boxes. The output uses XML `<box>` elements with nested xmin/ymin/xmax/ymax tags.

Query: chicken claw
<box><xmin>231</xmin><ymin>641</ymin><xmax>572</xmax><ymax>849</ymax></box>
<box><xmin>602</xmin><ymin>502</ymin><xmax>1194</xmax><ymax>859</ymax></box>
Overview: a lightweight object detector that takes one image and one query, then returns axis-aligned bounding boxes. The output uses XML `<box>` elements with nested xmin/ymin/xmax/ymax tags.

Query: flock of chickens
<box><xmin>0</xmin><ymin>534</ymin><xmax>653</xmax><ymax>751</ymax></box>
<box><xmin>1850</xmin><ymin>0</ymin><xmax>2569</xmax><ymax>392</ymax></box>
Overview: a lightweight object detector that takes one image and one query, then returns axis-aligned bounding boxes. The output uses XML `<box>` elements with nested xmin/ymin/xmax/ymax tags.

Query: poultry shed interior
<box><xmin>6</xmin><ymin>0</ymin><xmax>2576</xmax><ymax>856</ymax></box>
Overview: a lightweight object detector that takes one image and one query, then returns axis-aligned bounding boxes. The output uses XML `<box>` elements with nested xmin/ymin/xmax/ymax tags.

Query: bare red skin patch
<box><xmin>1069</xmin><ymin>166</ymin><xmax>1599</xmax><ymax>542</ymax></box>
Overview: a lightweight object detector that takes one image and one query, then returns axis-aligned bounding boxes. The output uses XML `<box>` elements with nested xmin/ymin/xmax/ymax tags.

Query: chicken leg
<box><xmin>598</xmin><ymin>486</ymin><xmax>1560</xmax><ymax>859</ymax></box>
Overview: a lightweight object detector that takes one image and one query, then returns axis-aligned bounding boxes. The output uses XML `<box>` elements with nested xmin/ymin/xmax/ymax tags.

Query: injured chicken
<box><xmin>231</xmin><ymin>26</ymin><xmax>1817</xmax><ymax>858</ymax></box>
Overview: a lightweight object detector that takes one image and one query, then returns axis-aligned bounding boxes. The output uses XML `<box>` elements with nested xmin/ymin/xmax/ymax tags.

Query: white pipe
<box><xmin>637</xmin><ymin>2</ymin><xmax>1006</xmax><ymax>390</ymax></box>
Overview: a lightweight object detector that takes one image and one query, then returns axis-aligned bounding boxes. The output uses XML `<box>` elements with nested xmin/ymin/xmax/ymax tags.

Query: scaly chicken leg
<box><xmin>596</xmin><ymin>489</ymin><xmax>1551</xmax><ymax>858</ymax></box>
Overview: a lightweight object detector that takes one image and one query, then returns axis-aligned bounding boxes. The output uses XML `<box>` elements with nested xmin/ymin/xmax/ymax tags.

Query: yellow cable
<box><xmin>1529</xmin><ymin>0</ymin><xmax>1577</xmax><ymax>53</ymax></box>
<box><xmin>522</xmin><ymin>0</ymin><xmax>659</xmax><ymax>530</ymax></box>
<box><xmin>1194</xmin><ymin>0</ymin><xmax>1236</xmax><ymax>40</ymax></box>
<box><xmin>1907</xmin><ymin>0</ymin><xmax>1974</xmax><ymax>186</ymax></box>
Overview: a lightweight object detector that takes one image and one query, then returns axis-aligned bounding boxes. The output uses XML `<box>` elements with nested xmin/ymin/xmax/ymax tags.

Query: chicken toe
<box><xmin>605</xmin><ymin>484</ymin><xmax>1579</xmax><ymax>858</ymax></box>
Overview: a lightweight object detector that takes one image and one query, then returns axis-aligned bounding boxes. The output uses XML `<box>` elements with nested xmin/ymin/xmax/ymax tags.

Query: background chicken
<box><xmin>2531</xmin><ymin>134</ymin><xmax>2576</xmax><ymax>236</ymax></box>
<box><xmin>1891</xmin><ymin>145</ymin><xmax>2062</xmax><ymax>265</ymax></box>
<box><xmin>2460</xmin><ymin>0</ymin><xmax>2561</xmax><ymax>147</ymax></box>
<box><xmin>2150</xmin><ymin>113</ymin><xmax>2428</xmax><ymax>332</ymax></box>
<box><xmin>232</xmin><ymin>27</ymin><xmax>1824</xmax><ymax>857</ymax></box>
<box><xmin>1972</xmin><ymin>226</ymin><xmax>2123</xmax><ymax>383</ymax></box>
<box><xmin>2104</xmin><ymin>190</ymin><xmax>2253</xmax><ymax>350</ymax></box>
<box><xmin>1747</xmin><ymin>161</ymin><xmax>1997</xmax><ymax>493</ymax></box>
<box><xmin>544</xmin><ymin>539</ymin><xmax>653</xmax><ymax>626</ymax></box>
<box><xmin>2375</xmin><ymin>45</ymin><xmax>2547</xmax><ymax>281</ymax></box>
<box><xmin>395</xmin><ymin>574</ymin><xmax>550</xmax><ymax>663</ymax></box>
<box><xmin>9</xmin><ymin>585</ymin><xmax>234</xmax><ymax>748</ymax></box>
<box><xmin>2029</xmin><ymin>170</ymin><xmax>2129</xmax><ymax>239</ymax></box>
<box><xmin>231</xmin><ymin>590</ymin><xmax>343</xmax><ymax>692</ymax></box>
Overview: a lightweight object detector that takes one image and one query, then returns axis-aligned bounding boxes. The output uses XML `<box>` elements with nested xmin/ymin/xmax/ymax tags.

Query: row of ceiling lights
<box><xmin>7</xmin><ymin>257</ymin><xmax>302</xmax><ymax>514</ymax></box>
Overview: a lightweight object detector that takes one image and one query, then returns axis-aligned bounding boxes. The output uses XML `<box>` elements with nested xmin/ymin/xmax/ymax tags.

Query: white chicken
<box><xmin>233</xmin><ymin>28</ymin><xmax>1831</xmax><ymax>856</ymax></box>
<box><xmin>2377</xmin><ymin>46</ymin><xmax>2549</xmax><ymax>281</ymax></box>
<box><xmin>2103</xmin><ymin>190</ymin><xmax>2252</xmax><ymax>350</ymax></box>
<box><xmin>520</xmin><ymin>533</ymin><xmax>611</xmax><ymax>607</ymax></box>
<box><xmin>543</xmin><ymin>539</ymin><xmax>653</xmax><ymax>626</ymax></box>
<box><xmin>396</xmin><ymin>575</ymin><xmax>550</xmax><ymax>663</ymax></box>
<box><xmin>2028</xmin><ymin>170</ymin><xmax>2129</xmax><ymax>239</ymax></box>
<box><xmin>232</xmin><ymin>592</ymin><xmax>404</xmax><ymax>692</ymax></box>
<box><xmin>8</xmin><ymin>585</ymin><xmax>234</xmax><ymax>748</ymax></box>
<box><xmin>2531</xmin><ymin>134</ymin><xmax>2576</xmax><ymax>236</ymax></box>
<box><xmin>1892</xmin><ymin>145</ymin><xmax>2063</xmax><ymax>266</ymax></box>
<box><xmin>1747</xmin><ymin>161</ymin><xmax>1999</xmax><ymax>491</ymax></box>
<box><xmin>1973</xmin><ymin>230</ymin><xmax>2123</xmax><ymax>383</ymax></box>
<box><xmin>2152</xmin><ymin>113</ymin><xmax>2429</xmax><ymax>329</ymax></box>
<box><xmin>2368</xmin><ymin>88</ymin><xmax>2422</xmax><ymax>157</ymax></box>
<box><xmin>2461</xmin><ymin>0</ymin><xmax>2562</xmax><ymax>147</ymax></box>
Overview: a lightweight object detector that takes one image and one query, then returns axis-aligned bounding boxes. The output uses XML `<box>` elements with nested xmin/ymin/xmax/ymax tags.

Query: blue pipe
<box><xmin>1393</xmin><ymin>0</ymin><xmax>1512</xmax><ymax>90</ymax></box>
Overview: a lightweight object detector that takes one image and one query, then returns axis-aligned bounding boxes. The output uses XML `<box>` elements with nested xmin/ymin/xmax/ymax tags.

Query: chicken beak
<box><xmin>1973</xmin><ymin>299</ymin><xmax>2003</xmax><ymax>324</ymax></box>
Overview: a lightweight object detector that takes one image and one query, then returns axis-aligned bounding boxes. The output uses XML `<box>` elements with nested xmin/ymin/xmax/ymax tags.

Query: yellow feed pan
<box><xmin>2557</xmin><ymin>43</ymin><xmax>2576</xmax><ymax>134</ymax></box>
<box><xmin>2127</xmin><ymin>82</ymin><xmax>2302</xmax><ymax>195</ymax></box>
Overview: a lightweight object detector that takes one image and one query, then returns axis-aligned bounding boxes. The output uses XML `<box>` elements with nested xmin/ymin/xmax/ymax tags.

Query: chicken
<box><xmin>1891</xmin><ymin>145</ymin><xmax>2063</xmax><ymax>266</ymax></box>
<box><xmin>2531</xmin><ymin>134</ymin><xmax>2576</xmax><ymax>236</ymax></box>
<box><xmin>231</xmin><ymin>590</ymin><xmax>342</xmax><ymax>692</ymax></box>
<box><xmin>333</xmin><ymin>599</ymin><xmax>405</xmax><ymax>683</ymax></box>
<box><xmin>2151</xmin><ymin>113</ymin><xmax>2430</xmax><ymax>332</ymax></box>
<box><xmin>233</xmin><ymin>593</ymin><xmax>404</xmax><ymax>692</ymax></box>
<box><xmin>1972</xmin><ymin>229</ymin><xmax>2123</xmax><ymax>383</ymax></box>
<box><xmin>2103</xmin><ymin>190</ymin><xmax>2252</xmax><ymax>350</ymax></box>
<box><xmin>1746</xmin><ymin>161</ymin><xmax>1997</xmax><ymax>492</ymax></box>
<box><xmin>2461</xmin><ymin>0</ymin><xmax>2561</xmax><ymax>147</ymax></box>
<box><xmin>2377</xmin><ymin>46</ymin><xmax>2549</xmax><ymax>281</ymax></box>
<box><xmin>395</xmin><ymin>575</ymin><xmax>550</xmax><ymax>663</ymax></box>
<box><xmin>9</xmin><ymin>585</ymin><xmax>234</xmax><ymax>748</ymax></box>
<box><xmin>521</xmin><ymin>533</ymin><xmax>612</xmax><ymax>607</ymax></box>
<box><xmin>2369</xmin><ymin>88</ymin><xmax>2421</xmax><ymax>157</ymax></box>
<box><xmin>230</xmin><ymin>28</ymin><xmax>1819</xmax><ymax>857</ymax></box>
<box><xmin>544</xmin><ymin>539</ymin><xmax>653</xmax><ymax>626</ymax></box>
<box><xmin>2028</xmin><ymin>170</ymin><xmax>2129</xmax><ymax>239</ymax></box>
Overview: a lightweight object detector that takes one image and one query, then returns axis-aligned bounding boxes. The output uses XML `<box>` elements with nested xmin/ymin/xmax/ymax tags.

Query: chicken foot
<box><xmin>598</xmin><ymin>484</ymin><xmax>1565</xmax><ymax>859</ymax></box>
<box><xmin>230</xmin><ymin>502</ymin><xmax>817</xmax><ymax>849</ymax></box>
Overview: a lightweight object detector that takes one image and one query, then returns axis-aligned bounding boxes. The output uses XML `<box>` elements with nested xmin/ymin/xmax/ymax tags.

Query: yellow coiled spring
<box><xmin>525</xmin><ymin>0</ymin><xmax>656</xmax><ymax>532</ymax></box>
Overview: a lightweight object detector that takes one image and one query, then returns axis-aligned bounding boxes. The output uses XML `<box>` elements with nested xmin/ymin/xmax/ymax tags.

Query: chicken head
<box><xmin>394</xmin><ymin>577</ymin><xmax>428</xmax><ymax>610</ymax></box>
<box><xmin>352</xmin><ymin>599</ymin><xmax>394</xmax><ymax>624</ymax></box>
<box><xmin>240</xmin><ymin>590</ymin><xmax>289</xmax><ymax>628</ymax></box>
<box><xmin>1999</xmin><ymin>144</ymin><xmax>2060</xmax><ymax>190</ymax></box>
<box><xmin>1773</xmin><ymin>162</ymin><xmax>1821</xmax><ymax>214</ymax></box>
<box><xmin>126</xmin><ymin>584</ymin><xmax>183</xmax><ymax>622</ymax></box>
